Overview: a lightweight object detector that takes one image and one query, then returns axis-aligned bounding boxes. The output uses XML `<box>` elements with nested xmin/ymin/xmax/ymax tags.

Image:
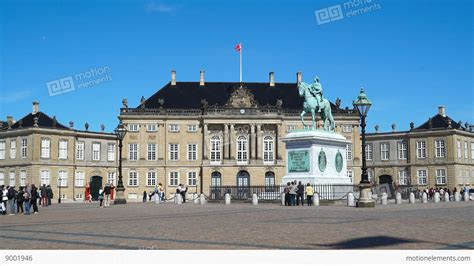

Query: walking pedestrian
<box><xmin>16</xmin><ymin>187</ymin><xmax>24</xmax><ymax>213</ymax></box>
<box><xmin>296</xmin><ymin>181</ymin><xmax>305</xmax><ymax>206</ymax></box>
<box><xmin>104</xmin><ymin>183</ymin><xmax>111</xmax><ymax>207</ymax></box>
<box><xmin>7</xmin><ymin>185</ymin><xmax>17</xmax><ymax>215</ymax></box>
<box><xmin>306</xmin><ymin>183</ymin><xmax>314</xmax><ymax>206</ymax></box>
<box><xmin>30</xmin><ymin>185</ymin><xmax>39</xmax><ymax>214</ymax></box>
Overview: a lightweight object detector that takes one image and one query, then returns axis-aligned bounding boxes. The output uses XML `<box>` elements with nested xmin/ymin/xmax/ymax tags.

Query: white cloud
<box><xmin>0</xmin><ymin>90</ymin><xmax>32</xmax><ymax>104</ymax></box>
<box><xmin>146</xmin><ymin>1</ymin><xmax>177</xmax><ymax>13</ymax></box>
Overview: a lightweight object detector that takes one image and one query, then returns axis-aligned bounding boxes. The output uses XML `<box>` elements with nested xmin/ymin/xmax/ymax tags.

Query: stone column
<box><xmin>203</xmin><ymin>124</ymin><xmax>209</xmax><ymax>160</ymax></box>
<box><xmin>250</xmin><ymin>124</ymin><xmax>256</xmax><ymax>160</ymax></box>
<box><xmin>256</xmin><ymin>124</ymin><xmax>262</xmax><ymax>160</ymax></box>
<box><xmin>276</xmin><ymin>123</ymin><xmax>282</xmax><ymax>160</ymax></box>
<box><xmin>230</xmin><ymin>124</ymin><xmax>235</xmax><ymax>160</ymax></box>
<box><xmin>223</xmin><ymin>124</ymin><xmax>229</xmax><ymax>160</ymax></box>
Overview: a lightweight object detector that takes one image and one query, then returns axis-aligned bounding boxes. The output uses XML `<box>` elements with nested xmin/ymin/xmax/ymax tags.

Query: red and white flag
<box><xmin>235</xmin><ymin>43</ymin><xmax>241</xmax><ymax>52</ymax></box>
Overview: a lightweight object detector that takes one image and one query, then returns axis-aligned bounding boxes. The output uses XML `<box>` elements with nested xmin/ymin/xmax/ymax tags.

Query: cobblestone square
<box><xmin>0</xmin><ymin>201</ymin><xmax>473</xmax><ymax>250</ymax></box>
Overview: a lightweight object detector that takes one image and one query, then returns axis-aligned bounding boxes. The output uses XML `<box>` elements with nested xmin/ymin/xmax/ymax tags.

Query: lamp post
<box><xmin>353</xmin><ymin>88</ymin><xmax>375</xmax><ymax>208</ymax></box>
<box><xmin>114</xmin><ymin>121</ymin><xmax>127</xmax><ymax>204</ymax></box>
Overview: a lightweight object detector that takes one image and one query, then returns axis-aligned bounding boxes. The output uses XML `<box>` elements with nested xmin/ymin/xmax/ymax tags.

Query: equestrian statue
<box><xmin>298</xmin><ymin>76</ymin><xmax>335</xmax><ymax>131</ymax></box>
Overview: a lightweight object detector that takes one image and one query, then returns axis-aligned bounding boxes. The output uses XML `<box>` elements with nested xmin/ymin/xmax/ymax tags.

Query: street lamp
<box><xmin>353</xmin><ymin>88</ymin><xmax>374</xmax><ymax>208</ymax></box>
<box><xmin>114</xmin><ymin>121</ymin><xmax>127</xmax><ymax>204</ymax></box>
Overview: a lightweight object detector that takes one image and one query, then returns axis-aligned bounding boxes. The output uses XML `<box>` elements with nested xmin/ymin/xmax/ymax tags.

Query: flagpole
<box><xmin>239</xmin><ymin>42</ymin><xmax>242</xmax><ymax>83</ymax></box>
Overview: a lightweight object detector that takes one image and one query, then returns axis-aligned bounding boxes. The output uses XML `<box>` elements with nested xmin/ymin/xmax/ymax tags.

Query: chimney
<box><xmin>171</xmin><ymin>70</ymin><xmax>176</xmax><ymax>86</ymax></box>
<box><xmin>391</xmin><ymin>123</ymin><xmax>396</xmax><ymax>132</ymax></box>
<box><xmin>69</xmin><ymin>121</ymin><xmax>74</xmax><ymax>129</ymax></box>
<box><xmin>199</xmin><ymin>70</ymin><xmax>205</xmax><ymax>86</ymax></box>
<box><xmin>7</xmin><ymin>116</ymin><xmax>14</xmax><ymax>126</ymax></box>
<box><xmin>32</xmin><ymin>101</ymin><xmax>39</xmax><ymax>115</ymax></box>
<box><xmin>296</xmin><ymin>72</ymin><xmax>302</xmax><ymax>83</ymax></box>
<box><xmin>269</xmin><ymin>72</ymin><xmax>275</xmax><ymax>87</ymax></box>
<box><xmin>438</xmin><ymin>105</ymin><xmax>446</xmax><ymax>117</ymax></box>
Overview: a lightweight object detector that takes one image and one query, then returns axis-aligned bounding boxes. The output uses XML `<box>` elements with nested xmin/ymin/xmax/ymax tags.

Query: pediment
<box><xmin>225</xmin><ymin>83</ymin><xmax>258</xmax><ymax>108</ymax></box>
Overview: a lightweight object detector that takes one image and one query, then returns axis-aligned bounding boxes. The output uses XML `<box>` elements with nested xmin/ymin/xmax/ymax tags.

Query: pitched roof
<box><xmin>414</xmin><ymin>114</ymin><xmax>463</xmax><ymax>131</ymax></box>
<box><xmin>140</xmin><ymin>82</ymin><xmax>339</xmax><ymax>110</ymax></box>
<box><xmin>9</xmin><ymin>112</ymin><xmax>69</xmax><ymax>130</ymax></box>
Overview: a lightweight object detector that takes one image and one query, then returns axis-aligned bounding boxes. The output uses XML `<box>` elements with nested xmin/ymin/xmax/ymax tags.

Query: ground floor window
<box><xmin>169</xmin><ymin>171</ymin><xmax>179</xmax><ymax>186</ymax></box>
<box><xmin>211</xmin><ymin>172</ymin><xmax>221</xmax><ymax>186</ymax></box>
<box><xmin>147</xmin><ymin>171</ymin><xmax>156</xmax><ymax>187</ymax></box>
<box><xmin>436</xmin><ymin>169</ymin><xmax>446</xmax><ymax>185</ymax></box>
<box><xmin>187</xmin><ymin>171</ymin><xmax>197</xmax><ymax>186</ymax></box>
<box><xmin>128</xmin><ymin>171</ymin><xmax>138</xmax><ymax>186</ymax></box>
<box><xmin>417</xmin><ymin>169</ymin><xmax>427</xmax><ymax>185</ymax></box>
<box><xmin>398</xmin><ymin>169</ymin><xmax>408</xmax><ymax>185</ymax></box>
<box><xmin>264</xmin><ymin>172</ymin><xmax>275</xmax><ymax>186</ymax></box>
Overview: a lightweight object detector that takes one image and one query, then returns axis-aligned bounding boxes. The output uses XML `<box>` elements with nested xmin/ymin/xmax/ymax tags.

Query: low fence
<box><xmin>209</xmin><ymin>184</ymin><xmax>358</xmax><ymax>202</ymax></box>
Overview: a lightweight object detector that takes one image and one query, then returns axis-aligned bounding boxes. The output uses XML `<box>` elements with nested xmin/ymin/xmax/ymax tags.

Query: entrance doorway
<box><xmin>90</xmin><ymin>176</ymin><xmax>103</xmax><ymax>201</ymax></box>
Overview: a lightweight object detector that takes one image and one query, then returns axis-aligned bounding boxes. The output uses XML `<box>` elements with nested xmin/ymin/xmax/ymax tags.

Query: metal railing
<box><xmin>209</xmin><ymin>184</ymin><xmax>358</xmax><ymax>202</ymax></box>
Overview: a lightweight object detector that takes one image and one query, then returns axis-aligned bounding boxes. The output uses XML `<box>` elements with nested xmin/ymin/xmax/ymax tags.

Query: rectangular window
<box><xmin>75</xmin><ymin>171</ymin><xmax>85</xmax><ymax>187</ymax></box>
<box><xmin>417</xmin><ymin>169</ymin><xmax>427</xmax><ymax>185</ymax></box>
<box><xmin>128</xmin><ymin>171</ymin><xmax>138</xmax><ymax>186</ymax></box>
<box><xmin>464</xmin><ymin>141</ymin><xmax>469</xmax><ymax>159</ymax></box>
<box><xmin>76</xmin><ymin>142</ymin><xmax>85</xmax><ymax>160</ymax></box>
<box><xmin>457</xmin><ymin>140</ymin><xmax>462</xmax><ymax>158</ymax></box>
<box><xmin>365</xmin><ymin>143</ymin><xmax>373</xmax><ymax>160</ymax></box>
<box><xmin>169</xmin><ymin>124</ymin><xmax>180</xmax><ymax>132</ymax></box>
<box><xmin>416</xmin><ymin>141</ymin><xmax>426</xmax><ymax>159</ymax></box>
<box><xmin>0</xmin><ymin>172</ymin><xmax>4</xmax><ymax>185</ymax></box>
<box><xmin>237</xmin><ymin>136</ymin><xmax>248</xmax><ymax>163</ymax></box>
<box><xmin>169</xmin><ymin>171</ymin><xmax>179</xmax><ymax>186</ymax></box>
<box><xmin>92</xmin><ymin>143</ymin><xmax>101</xmax><ymax>161</ymax></box>
<box><xmin>107</xmin><ymin>143</ymin><xmax>115</xmax><ymax>161</ymax></box>
<box><xmin>263</xmin><ymin>136</ymin><xmax>275</xmax><ymax>163</ymax></box>
<box><xmin>397</xmin><ymin>142</ymin><xmax>407</xmax><ymax>160</ymax></box>
<box><xmin>128</xmin><ymin>124</ymin><xmax>139</xmax><ymax>132</ymax></box>
<box><xmin>21</xmin><ymin>138</ymin><xmax>27</xmax><ymax>158</ymax></box>
<box><xmin>10</xmin><ymin>139</ymin><xmax>16</xmax><ymax>159</ymax></box>
<box><xmin>9</xmin><ymin>171</ymin><xmax>15</xmax><ymax>186</ymax></box>
<box><xmin>146</xmin><ymin>124</ymin><xmax>157</xmax><ymax>132</ymax></box>
<box><xmin>41</xmin><ymin>138</ymin><xmax>51</xmax><ymax>158</ymax></box>
<box><xmin>147</xmin><ymin>143</ymin><xmax>156</xmax><ymax>161</ymax></box>
<box><xmin>59</xmin><ymin>140</ymin><xmax>68</xmax><ymax>159</ymax></box>
<box><xmin>187</xmin><ymin>144</ymin><xmax>197</xmax><ymax>161</ymax></box>
<box><xmin>58</xmin><ymin>170</ymin><xmax>68</xmax><ymax>187</ymax></box>
<box><xmin>187</xmin><ymin>171</ymin><xmax>197</xmax><ymax>186</ymax></box>
<box><xmin>436</xmin><ymin>169</ymin><xmax>446</xmax><ymax>185</ymax></box>
<box><xmin>20</xmin><ymin>170</ymin><xmax>26</xmax><ymax>186</ymax></box>
<box><xmin>210</xmin><ymin>136</ymin><xmax>221</xmax><ymax>163</ymax></box>
<box><xmin>0</xmin><ymin>141</ymin><xmax>5</xmax><ymax>159</ymax></box>
<box><xmin>346</xmin><ymin>144</ymin><xmax>353</xmax><ymax>160</ymax></box>
<box><xmin>40</xmin><ymin>170</ymin><xmax>50</xmax><ymax>186</ymax></box>
<box><xmin>398</xmin><ymin>169</ymin><xmax>408</xmax><ymax>185</ymax></box>
<box><xmin>169</xmin><ymin>144</ymin><xmax>179</xmax><ymax>161</ymax></box>
<box><xmin>342</xmin><ymin>125</ymin><xmax>353</xmax><ymax>133</ymax></box>
<box><xmin>147</xmin><ymin>171</ymin><xmax>156</xmax><ymax>187</ymax></box>
<box><xmin>471</xmin><ymin>142</ymin><xmax>474</xmax><ymax>160</ymax></box>
<box><xmin>380</xmin><ymin>143</ymin><xmax>390</xmax><ymax>160</ymax></box>
<box><xmin>435</xmin><ymin>140</ymin><xmax>446</xmax><ymax>158</ymax></box>
<box><xmin>107</xmin><ymin>172</ymin><xmax>116</xmax><ymax>186</ymax></box>
<box><xmin>129</xmin><ymin>143</ymin><xmax>138</xmax><ymax>161</ymax></box>
<box><xmin>187</xmin><ymin>124</ymin><xmax>197</xmax><ymax>132</ymax></box>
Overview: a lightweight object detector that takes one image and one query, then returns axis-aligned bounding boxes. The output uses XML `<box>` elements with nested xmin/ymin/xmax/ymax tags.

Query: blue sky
<box><xmin>0</xmin><ymin>0</ymin><xmax>472</xmax><ymax>133</ymax></box>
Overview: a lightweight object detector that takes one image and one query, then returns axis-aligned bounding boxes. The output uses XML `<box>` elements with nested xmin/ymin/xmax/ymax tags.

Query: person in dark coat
<box><xmin>16</xmin><ymin>187</ymin><xmax>24</xmax><ymax>213</ymax></box>
<box><xmin>143</xmin><ymin>191</ymin><xmax>147</xmax><ymax>203</ymax></box>
<box><xmin>46</xmin><ymin>185</ymin><xmax>53</xmax><ymax>205</ymax></box>
<box><xmin>40</xmin><ymin>184</ymin><xmax>47</xmax><ymax>207</ymax></box>
<box><xmin>296</xmin><ymin>181</ymin><xmax>305</xmax><ymax>206</ymax></box>
<box><xmin>30</xmin><ymin>185</ymin><xmax>39</xmax><ymax>214</ymax></box>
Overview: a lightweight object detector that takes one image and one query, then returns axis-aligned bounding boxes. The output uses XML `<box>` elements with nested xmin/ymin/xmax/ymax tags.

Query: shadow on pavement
<box><xmin>310</xmin><ymin>236</ymin><xmax>418</xmax><ymax>249</ymax></box>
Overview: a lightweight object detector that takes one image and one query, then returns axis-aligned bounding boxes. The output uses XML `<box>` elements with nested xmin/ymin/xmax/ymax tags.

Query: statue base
<box><xmin>281</xmin><ymin>129</ymin><xmax>352</xmax><ymax>185</ymax></box>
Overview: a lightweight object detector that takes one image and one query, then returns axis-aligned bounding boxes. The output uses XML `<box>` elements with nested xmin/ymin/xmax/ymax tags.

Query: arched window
<box><xmin>263</xmin><ymin>136</ymin><xmax>274</xmax><ymax>163</ymax></box>
<box><xmin>236</xmin><ymin>170</ymin><xmax>250</xmax><ymax>187</ymax></box>
<box><xmin>265</xmin><ymin>171</ymin><xmax>275</xmax><ymax>186</ymax></box>
<box><xmin>236</xmin><ymin>135</ymin><xmax>248</xmax><ymax>163</ymax></box>
<box><xmin>210</xmin><ymin>136</ymin><xmax>221</xmax><ymax>163</ymax></box>
<box><xmin>211</xmin><ymin>172</ymin><xmax>221</xmax><ymax>187</ymax></box>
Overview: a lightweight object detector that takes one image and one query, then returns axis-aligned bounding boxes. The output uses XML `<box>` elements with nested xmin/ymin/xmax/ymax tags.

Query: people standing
<box><xmin>180</xmin><ymin>185</ymin><xmax>188</xmax><ymax>203</ymax></box>
<box><xmin>296</xmin><ymin>181</ymin><xmax>305</xmax><ymax>206</ymax></box>
<box><xmin>103</xmin><ymin>183</ymin><xmax>111</xmax><ymax>207</ymax></box>
<box><xmin>7</xmin><ymin>186</ymin><xmax>17</xmax><ymax>215</ymax></box>
<box><xmin>40</xmin><ymin>184</ymin><xmax>47</xmax><ymax>207</ymax></box>
<box><xmin>85</xmin><ymin>182</ymin><xmax>91</xmax><ymax>203</ymax></box>
<box><xmin>16</xmin><ymin>187</ymin><xmax>24</xmax><ymax>214</ymax></box>
<box><xmin>284</xmin><ymin>182</ymin><xmax>290</xmax><ymax>206</ymax></box>
<box><xmin>158</xmin><ymin>183</ymin><xmax>165</xmax><ymax>202</ymax></box>
<box><xmin>46</xmin><ymin>185</ymin><xmax>53</xmax><ymax>206</ymax></box>
<box><xmin>305</xmin><ymin>183</ymin><xmax>314</xmax><ymax>206</ymax></box>
<box><xmin>289</xmin><ymin>182</ymin><xmax>297</xmax><ymax>206</ymax></box>
<box><xmin>1</xmin><ymin>186</ymin><xmax>7</xmax><ymax>215</ymax></box>
<box><xmin>142</xmin><ymin>190</ymin><xmax>147</xmax><ymax>203</ymax></box>
<box><xmin>23</xmin><ymin>184</ymin><xmax>31</xmax><ymax>215</ymax></box>
<box><xmin>98</xmin><ymin>187</ymin><xmax>104</xmax><ymax>208</ymax></box>
<box><xmin>30</xmin><ymin>185</ymin><xmax>39</xmax><ymax>214</ymax></box>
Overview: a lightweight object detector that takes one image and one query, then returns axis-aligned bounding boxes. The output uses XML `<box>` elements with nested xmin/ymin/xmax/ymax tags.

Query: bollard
<box><xmin>347</xmin><ymin>192</ymin><xmax>355</xmax><ymax>207</ymax></box>
<box><xmin>422</xmin><ymin>192</ymin><xmax>428</xmax><ymax>203</ymax></box>
<box><xmin>176</xmin><ymin>193</ymin><xmax>183</xmax><ymax>205</ymax></box>
<box><xmin>409</xmin><ymin>192</ymin><xmax>415</xmax><ymax>204</ymax></box>
<box><xmin>193</xmin><ymin>193</ymin><xmax>199</xmax><ymax>204</ymax></box>
<box><xmin>200</xmin><ymin>194</ymin><xmax>206</xmax><ymax>205</ymax></box>
<box><xmin>252</xmin><ymin>193</ymin><xmax>258</xmax><ymax>206</ymax></box>
<box><xmin>281</xmin><ymin>192</ymin><xmax>286</xmax><ymax>206</ymax></box>
<box><xmin>454</xmin><ymin>191</ymin><xmax>460</xmax><ymax>202</ymax></box>
<box><xmin>372</xmin><ymin>193</ymin><xmax>378</xmax><ymax>202</ymax></box>
<box><xmin>463</xmin><ymin>191</ymin><xmax>469</xmax><ymax>201</ymax></box>
<box><xmin>224</xmin><ymin>193</ymin><xmax>231</xmax><ymax>205</ymax></box>
<box><xmin>368</xmin><ymin>190</ymin><xmax>373</xmax><ymax>199</ymax></box>
<box><xmin>396</xmin><ymin>192</ymin><xmax>402</xmax><ymax>204</ymax></box>
<box><xmin>313</xmin><ymin>193</ymin><xmax>320</xmax><ymax>207</ymax></box>
<box><xmin>381</xmin><ymin>193</ymin><xmax>387</xmax><ymax>205</ymax></box>
<box><xmin>434</xmin><ymin>192</ymin><xmax>440</xmax><ymax>203</ymax></box>
<box><xmin>444</xmin><ymin>192</ymin><xmax>450</xmax><ymax>202</ymax></box>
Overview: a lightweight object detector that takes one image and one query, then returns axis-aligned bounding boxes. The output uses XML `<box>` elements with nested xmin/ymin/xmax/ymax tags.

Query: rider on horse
<box><xmin>309</xmin><ymin>76</ymin><xmax>323</xmax><ymax>113</ymax></box>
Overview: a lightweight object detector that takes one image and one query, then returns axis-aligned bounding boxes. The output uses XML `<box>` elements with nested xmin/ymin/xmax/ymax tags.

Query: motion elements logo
<box><xmin>315</xmin><ymin>0</ymin><xmax>381</xmax><ymax>25</ymax></box>
<box><xmin>46</xmin><ymin>66</ymin><xmax>112</xmax><ymax>96</ymax></box>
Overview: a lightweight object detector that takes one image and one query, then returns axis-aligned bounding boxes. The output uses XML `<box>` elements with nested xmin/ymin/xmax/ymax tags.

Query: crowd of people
<box><xmin>0</xmin><ymin>183</ymin><xmax>52</xmax><ymax>215</ymax></box>
<box><xmin>412</xmin><ymin>186</ymin><xmax>471</xmax><ymax>201</ymax></box>
<box><xmin>144</xmin><ymin>183</ymin><xmax>167</xmax><ymax>203</ymax></box>
<box><xmin>283</xmin><ymin>181</ymin><xmax>314</xmax><ymax>206</ymax></box>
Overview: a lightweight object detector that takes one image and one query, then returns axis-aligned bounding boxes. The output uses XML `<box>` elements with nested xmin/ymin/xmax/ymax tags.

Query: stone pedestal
<box><xmin>281</xmin><ymin>130</ymin><xmax>352</xmax><ymax>185</ymax></box>
<box><xmin>422</xmin><ymin>192</ymin><xmax>428</xmax><ymax>203</ymax></box>
<box><xmin>280</xmin><ymin>193</ymin><xmax>285</xmax><ymax>206</ymax></box>
<box><xmin>396</xmin><ymin>192</ymin><xmax>402</xmax><ymax>204</ymax></box>
<box><xmin>225</xmin><ymin>194</ymin><xmax>231</xmax><ymax>205</ymax></box>
<box><xmin>347</xmin><ymin>192</ymin><xmax>355</xmax><ymax>207</ymax></box>
<box><xmin>434</xmin><ymin>192</ymin><xmax>440</xmax><ymax>203</ymax></box>
<box><xmin>357</xmin><ymin>183</ymin><xmax>375</xmax><ymax>208</ymax></box>
<box><xmin>455</xmin><ymin>191</ymin><xmax>460</xmax><ymax>202</ymax></box>
<box><xmin>313</xmin><ymin>193</ymin><xmax>320</xmax><ymax>206</ymax></box>
<box><xmin>381</xmin><ymin>193</ymin><xmax>388</xmax><ymax>205</ymax></box>
<box><xmin>114</xmin><ymin>187</ymin><xmax>127</xmax><ymax>205</ymax></box>
<box><xmin>252</xmin><ymin>194</ymin><xmax>258</xmax><ymax>205</ymax></box>
<box><xmin>444</xmin><ymin>193</ymin><xmax>450</xmax><ymax>202</ymax></box>
<box><xmin>175</xmin><ymin>194</ymin><xmax>183</xmax><ymax>204</ymax></box>
<box><xmin>463</xmin><ymin>191</ymin><xmax>469</xmax><ymax>201</ymax></box>
<box><xmin>193</xmin><ymin>193</ymin><xmax>200</xmax><ymax>204</ymax></box>
<box><xmin>409</xmin><ymin>192</ymin><xmax>415</xmax><ymax>204</ymax></box>
<box><xmin>200</xmin><ymin>194</ymin><xmax>206</xmax><ymax>205</ymax></box>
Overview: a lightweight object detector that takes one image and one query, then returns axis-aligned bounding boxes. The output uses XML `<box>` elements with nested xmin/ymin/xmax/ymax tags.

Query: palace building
<box><xmin>118</xmin><ymin>71</ymin><xmax>363</xmax><ymax>199</ymax></box>
<box><xmin>365</xmin><ymin>106</ymin><xmax>474</xmax><ymax>191</ymax></box>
